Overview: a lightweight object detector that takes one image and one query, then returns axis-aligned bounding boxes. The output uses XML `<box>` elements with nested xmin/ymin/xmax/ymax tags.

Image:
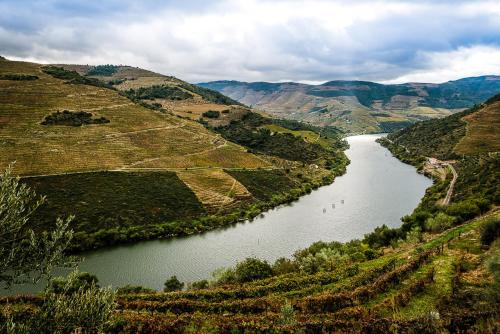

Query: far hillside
<box><xmin>199</xmin><ymin>77</ymin><xmax>500</xmax><ymax>133</ymax></box>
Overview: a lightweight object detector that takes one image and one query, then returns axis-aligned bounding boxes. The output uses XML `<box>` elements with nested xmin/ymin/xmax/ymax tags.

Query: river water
<box><xmin>7</xmin><ymin>134</ymin><xmax>432</xmax><ymax>293</ymax></box>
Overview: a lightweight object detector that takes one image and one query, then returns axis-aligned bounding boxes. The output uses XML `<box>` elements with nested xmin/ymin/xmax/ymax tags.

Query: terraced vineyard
<box><xmin>3</xmin><ymin>210</ymin><xmax>497</xmax><ymax>332</ymax></box>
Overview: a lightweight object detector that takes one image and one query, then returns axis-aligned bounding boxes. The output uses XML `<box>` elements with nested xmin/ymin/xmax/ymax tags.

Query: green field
<box><xmin>225</xmin><ymin>169</ymin><xmax>298</xmax><ymax>201</ymax></box>
<box><xmin>23</xmin><ymin>172</ymin><xmax>205</xmax><ymax>233</ymax></box>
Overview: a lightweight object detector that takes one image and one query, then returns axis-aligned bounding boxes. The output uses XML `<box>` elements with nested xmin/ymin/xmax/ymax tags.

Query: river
<box><xmin>8</xmin><ymin>134</ymin><xmax>432</xmax><ymax>293</ymax></box>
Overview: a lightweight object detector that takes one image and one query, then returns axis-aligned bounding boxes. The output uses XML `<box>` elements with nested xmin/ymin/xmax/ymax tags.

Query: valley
<box><xmin>1</xmin><ymin>60</ymin><xmax>499</xmax><ymax>334</ymax></box>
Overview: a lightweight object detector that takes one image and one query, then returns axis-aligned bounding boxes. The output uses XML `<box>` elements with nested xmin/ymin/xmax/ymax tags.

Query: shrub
<box><xmin>46</xmin><ymin>271</ymin><xmax>99</xmax><ymax>295</ymax></box>
<box><xmin>42</xmin><ymin>66</ymin><xmax>113</xmax><ymax>89</ymax></box>
<box><xmin>202</xmin><ymin>110</ymin><xmax>220</xmax><ymax>118</ymax></box>
<box><xmin>481</xmin><ymin>218</ymin><xmax>500</xmax><ymax>246</ymax></box>
<box><xmin>234</xmin><ymin>258</ymin><xmax>273</xmax><ymax>283</ymax></box>
<box><xmin>164</xmin><ymin>276</ymin><xmax>184</xmax><ymax>292</ymax></box>
<box><xmin>41</xmin><ymin>110</ymin><xmax>110</xmax><ymax>127</ymax></box>
<box><xmin>487</xmin><ymin>253</ymin><xmax>500</xmax><ymax>287</ymax></box>
<box><xmin>211</xmin><ymin>267</ymin><xmax>237</xmax><ymax>285</ymax></box>
<box><xmin>272</xmin><ymin>257</ymin><xmax>299</xmax><ymax>275</ymax></box>
<box><xmin>445</xmin><ymin>200</ymin><xmax>481</xmax><ymax>222</ymax></box>
<box><xmin>188</xmin><ymin>280</ymin><xmax>209</xmax><ymax>290</ymax></box>
<box><xmin>116</xmin><ymin>285</ymin><xmax>156</xmax><ymax>294</ymax></box>
<box><xmin>124</xmin><ymin>85</ymin><xmax>192</xmax><ymax>101</ymax></box>
<box><xmin>425</xmin><ymin>212</ymin><xmax>455</xmax><ymax>232</ymax></box>
<box><xmin>8</xmin><ymin>270</ymin><xmax>116</xmax><ymax>333</ymax></box>
<box><xmin>87</xmin><ymin>64</ymin><xmax>119</xmax><ymax>76</ymax></box>
<box><xmin>279</xmin><ymin>299</ymin><xmax>297</xmax><ymax>325</ymax></box>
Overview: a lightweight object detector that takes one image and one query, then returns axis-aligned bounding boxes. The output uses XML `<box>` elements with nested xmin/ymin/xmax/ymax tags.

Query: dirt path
<box><xmin>427</xmin><ymin>157</ymin><xmax>458</xmax><ymax>206</ymax></box>
<box><xmin>442</xmin><ymin>163</ymin><xmax>458</xmax><ymax>206</ymax></box>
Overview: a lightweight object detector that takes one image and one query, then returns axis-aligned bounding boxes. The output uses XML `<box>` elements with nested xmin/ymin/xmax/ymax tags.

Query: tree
<box><xmin>481</xmin><ymin>218</ymin><xmax>500</xmax><ymax>246</ymax></box>
<box><xmin>234</xmin><ymin>258</ymin><xmax>273</xmax><ymax>283</ymax></box>
<box><xmin>164</xmin><ymin>275</ymin><xmax>184</xmax><ymax>292</ymax></box>
<box><xmin>0</xmin><ymin>165</ymin><xmax>75</xmax><ymax>288</ymax></box>
<box><xmin>1</xmin><ymin>166</ymin><xmax>116</xmax><ymax>332</ymax></box>
<box><xmin>425</xmin><ymin>212</ymin><xmax>455</xmax><ymax>232</ymax></box>
<box><xmin>7</xmin><ymin>270</ymin><xmax>116</xmax><ymax>334</ymax></box>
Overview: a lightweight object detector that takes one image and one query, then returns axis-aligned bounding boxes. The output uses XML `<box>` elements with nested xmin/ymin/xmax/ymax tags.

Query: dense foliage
<box><xmin>481</xmin><ymin>218</ymin><xmax>500</xmax><ymax>246</ymax></box>
<box><xmin>42</xmin><ymin>66</ymin><xmax>113</xmax><ymax>89</ymax></box>
<box><xmin>202</xmin><ymin>110</ymin><xmax>220</xmax><ymax>118</ymax></box>
<box><xmin>0</xmin><ymin>166</ymin><xmax>74</xmax><ymax>288</ymax></box>
<box><xmin>41</xmin><ymin>110</ymin><xmax>110</xmax><ymax>126</ymax></box>
<box><xmin>164</xmin><ymin>276</ymin><xmax>184</xmax><ymax>292</ymax></box>
<box><xmin>123</xmin><ymin>85</ymin><xmax>192</xmax><ymax>101</ymax></box>
<box><xmin>386</xmin><ymin>106</ymin><xmax>477</xmax><ymax>160</ymax></box>
<box><xmin>87</xmin><ymin>64</ymin><xmax>120</xmax><ymax>76</ymax></box>
<box><xmin>214</xmin><ymin>112</ymin><xmax>346</xmax><ymax>165</ymax></box>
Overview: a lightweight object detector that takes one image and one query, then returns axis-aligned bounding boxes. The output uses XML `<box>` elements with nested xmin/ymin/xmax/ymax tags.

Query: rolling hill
<box><xmin>0</xmin><ymin>58</ymin><xmax>348</xmax><ymax>251</ymax></box>
<box><xmin>199</xmin><ymin>76</ymin><xmax>500</xmax><ymax>133</ymax></box>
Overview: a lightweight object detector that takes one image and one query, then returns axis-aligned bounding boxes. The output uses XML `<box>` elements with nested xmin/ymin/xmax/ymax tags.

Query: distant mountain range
<box><xmin>199</xmin><ymin>76</ymin><xmax>500</xmax><ymax>133</ymax></box>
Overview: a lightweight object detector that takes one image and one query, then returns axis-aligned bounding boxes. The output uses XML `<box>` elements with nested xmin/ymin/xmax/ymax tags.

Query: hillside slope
<box><xmin>199</xmin><ymin>76</ymin><xmax>500</xmax><ymax>133</ymax></box>
<box><xmin>0</xmin><ymin>59</ymin><xmax>348</xmax><ymax>251</ymax></box>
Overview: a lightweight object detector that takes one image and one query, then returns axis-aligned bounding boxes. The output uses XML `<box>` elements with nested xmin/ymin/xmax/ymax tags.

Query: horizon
<box><xmin>1</xmin><ymin>1</ymin><xmax>500</xmax><ymax>83</ymax></box>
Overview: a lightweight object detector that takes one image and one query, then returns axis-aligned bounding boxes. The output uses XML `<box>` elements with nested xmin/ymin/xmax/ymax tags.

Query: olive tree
<box><xmin>0</xmin><ymin>165</ymin><xmax>75</xmax><ymax>288</ymax></box>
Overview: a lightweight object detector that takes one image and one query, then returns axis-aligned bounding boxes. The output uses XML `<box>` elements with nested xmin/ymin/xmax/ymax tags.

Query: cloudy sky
<box><xmin>1</xmin><ymin>0</ymin><xmax>500</xmax><ymax>84</ymax></box>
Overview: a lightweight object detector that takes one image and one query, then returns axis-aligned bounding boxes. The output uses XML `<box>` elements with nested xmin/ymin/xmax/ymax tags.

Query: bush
<box><xmin>202</xmin><ymin>110</ymin><xmax>220</xmax><ymax>118</ymax></box>
<box><xmin>41</xmin><ymin>110</ymin><xmax>110</xmax><ymax>127</ymax></box>
<box><xmin>9</xmin><ymin>271</ymin><xmax>116</xmax><ymax>333</ymax></box>
<box><xmin>234</xmin><ymin>258</ymin><xmax>273</xmax><ymax>283</ymax></box>
<box><xmin>481</xmin><ymin>218</ymin><xmax>500</xmax><ymax>246</ymax></box>
<box><xmin>124</xmin><ymin>85</ymin><xmax>192</xmax><ymax>101</ymax></box>
<box><xmin>425</xmin><ymin>212</ymin><xmax>455</xmax><ymax>232</ymax></box>
<box><xmin>446</xmin><ymin>200</ymin><xmax>481</xmax><ymax>222</ymax></box>
<box><xmin>272</xmin><ymin>257</ymin><xmax>299</xmax><ymax>275</ymax></box>
<box><xmin>164</xmin><ymin>275</ymin><xmax>184</xmax><ymax>292</ymax></box>
<box><xmin>46</xmin><ymin>272</ymin><xmax>99</xmax><ymax>295</ymax></box>
<box><xmin>116</xmin><ymin>285</ymin><xmax>156</xmax><ymax>294</ymax></box>
<box><xmin>188</xmin><ymin>280</ymin><xmax>209</xmax><ymax>290</ymax></box>
<box><xmin>42</xmin><ymin>66</ymin><xmax>113</xmax><ymax>89</ymax></box>
<box><xmin>87</xmin><ymin>64</ymin><xmax>119</xmax><ymax>76</ymax></box>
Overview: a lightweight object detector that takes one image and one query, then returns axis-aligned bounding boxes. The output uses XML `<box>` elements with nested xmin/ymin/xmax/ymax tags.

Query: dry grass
<box><xmin>455</xmin><ymin>101</ymin><xmax>500</xmax><ymax>155</ymax></box>
<box><xmin>0</xmin><ymin>59</ymin><xmax>269</xmax><ymax>175</ymax></box>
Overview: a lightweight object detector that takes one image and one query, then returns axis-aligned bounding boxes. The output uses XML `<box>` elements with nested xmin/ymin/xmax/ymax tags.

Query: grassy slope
<box><xmin>455</xmin><ymin>99</ymin><xmax>500</xmax><ymax>155</ymax></box>
<box><xmin>0</xmin><ymin>59</ymin><xmax>265</xmax><ymax>176</ymax></box>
